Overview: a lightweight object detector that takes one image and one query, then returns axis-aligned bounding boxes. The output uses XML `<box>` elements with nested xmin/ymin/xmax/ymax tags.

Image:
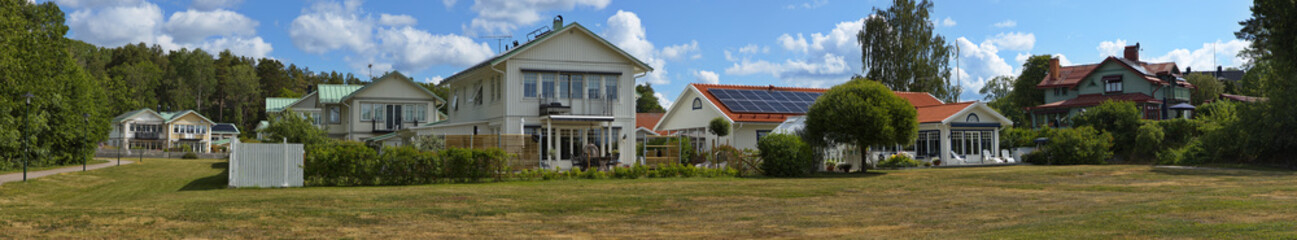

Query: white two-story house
<box><xmin>414</xmin><ymin>17</ymin><xmax>651</xmax><ymax>168</ymax></box>
<box><xmin>262</xmin><ymin>72</ymin><xmax>444</xmax><ymax>141</ymax></box>
<box><xmin>108</xmin><ymin>109</ymin><xmax>215</xmax><ymax>153</ymax></box>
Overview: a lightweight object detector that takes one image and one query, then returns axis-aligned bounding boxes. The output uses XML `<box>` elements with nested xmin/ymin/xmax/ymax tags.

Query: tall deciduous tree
<box><xmin>979</xmin><ymin>75</ymin><xmax>1014</xmax><ymax>101</ymax></box>
<box><xmin>1184</xmin><ymin>73</ymin><xmax>1223</xmax><ymax>105</ymax></box>
<box><xmin>804</xmin><ymin>77</ymin><xmax>918</xmax><ymax>166</ymax></box>
<box><xmin>858</xmin><ymin>0</ymin><xmax>958</xmax><ymax>102</ymax></box>
<box><xmin>635</xmin><ymin>83</ymin><xmax>666</xmax><ymax>113</ymax></box>
<box><xmin>1</xmin><ymin>0</ymin><xmax>109</xmax><ymax>169</ymax></box>
<box><xmin>995</xmin><ymin>55</ymin><xmax>1051</xmax><ymax>126</ymax></box>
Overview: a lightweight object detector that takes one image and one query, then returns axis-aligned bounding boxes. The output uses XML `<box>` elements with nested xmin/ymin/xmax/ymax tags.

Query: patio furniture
<box><xmin>1001</xmin><ymin>150</ymin><xmax>1015</xmax><ymax>163</ymax></box>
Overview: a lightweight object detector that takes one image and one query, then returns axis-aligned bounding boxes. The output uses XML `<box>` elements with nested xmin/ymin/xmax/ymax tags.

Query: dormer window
<box><xmin>1103</xmin><ymin>75</ymin><xmax>1123</xmax><ymax>93</ymax></box>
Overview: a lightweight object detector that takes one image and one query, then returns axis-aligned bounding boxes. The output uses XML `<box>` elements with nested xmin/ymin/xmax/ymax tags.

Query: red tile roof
<box><xmin>689</xmin><ymin>83</ymin><xmax>961</xmax><ymax>124</ymax></box>
<box><xmin>916</xmin><ymin>102</ymin><xmax>975</xmax><ymax>123</ymax></box>
<box><xmin>636</xmin><ymin>113</ymin><xmax>666</xmax><ymax>134</ymax></box>
<box><xmin>1026</xmin><ymin>93</ymin><xmax>1161</xmax><ymax>111</ymax></box>
<box><xmin>1037</xmin><ymin>57</ymin><xmax>1177</xmax><ymax>88</ymax></box>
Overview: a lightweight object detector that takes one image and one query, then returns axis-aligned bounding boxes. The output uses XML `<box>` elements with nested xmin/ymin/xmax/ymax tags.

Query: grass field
<box><xmin>2</xmin><ymin>158</ymin><xmax>1296</xmax><ymax>239</ymax></box>
<box><xmin>0</xmin><ymin>159</ymin><xmax>109</xmax><ymax>175</ymax></box>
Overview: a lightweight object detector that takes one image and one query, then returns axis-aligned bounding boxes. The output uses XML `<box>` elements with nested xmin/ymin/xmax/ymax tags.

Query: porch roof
<box><xmin>1026</xmin><ymin>93</ymin><xmax>1161</xmax><ymax>111</ymax></box>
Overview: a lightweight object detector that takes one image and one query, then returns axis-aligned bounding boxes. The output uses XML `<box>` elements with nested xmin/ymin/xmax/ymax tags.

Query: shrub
<box><xmin>1039</xmin><ymin>126</ymin><xmax>1113</xmax><ymax>165</ymax></box>
<box><xmin>758</xmin><ymin>133</ymin><xmax>814</xmax><ymax>177</ymax></box>
<box><xmin>1132</xmin><ymin>122</ymin><xmax>1164</xmax><ymax>161</ymax></box>
<box><xmin>181</xmin><ymin>152</ymin><xmax>198</xmax><ymax>159</ymax></box>
<box><xmin>878</xmin><ymin>154</ymin><xmax>922</xmax><ymax>168</ymax></box>
<box><xmin>1071</xmin><ymin>100</ymin><xmax>1140</xmax><ymax>157</ymax></box>
<box><xmin>1155</xmin><ymin>118</ymin><xmax>1200</xmax><ymax>148</ymax></box>
<box><xmin>999</xmin><ymin>127</ymin><xmax>1037</xmax><ymax>148</ymax></box>
<box><xmin>1022</xmin><ymin>150</ymin><xmax>1047</xmax><ymax>165</ymax></box>
<box><xmin>305</xmin><ymin>141</ymin><xmax>508</xmax><ymax>186</ymax></box>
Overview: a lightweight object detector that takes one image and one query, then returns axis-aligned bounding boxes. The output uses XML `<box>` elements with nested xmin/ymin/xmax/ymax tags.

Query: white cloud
<box><xmin>442</xmin><ymin>0</ymin><xmax>456</xmax><ymax>8</ymax></box>
<box><xmin>941</xmin><ymin>17</ymin><xmax>956</xmax><ymax>27</ymax></box>
<box><xmin>726</xmin><ymin>18</ymin><xmax>864</xmax><ymax>87</ymax></box>
<box><xmin>465</xmin><ymin>0</ymin><xmax>610</xmax><ymax>35</ymax></box>
<box><xmin>1054</xmin><ymin>53</ymin><xmax>1073</xmax><ymax>66</ymax></box>
<box><xmin>1149</xmin><ymin>39</ymin><xmax>1251</xmax><ymax>71</ymax></box>
<box><xmin>993</xmin><ymin>20</ymin><xmax>1016</xmax><ymax>28</ymax></box>
<box><xmin>953</xmin><ymin>37</ymin><xmax>1014</xmax><ymax>96</ymax></box>
<box><xmin>693</xmin><ymin>70</ymin><xmax>719</xmax><ymax>84</ymax></box>
<box><xmin>289</xmin><ymin>0</ymin><xmax>374</xmax><ymax>54</ymax></box>
<box><xmin>654</xmin><ymin>92</ymin><xmax>672</xmax><ymax>111</ymax></box>
<box><xmin>602</xmin><ymin>10</ymin><xmax>696</xmax><ymax>85</ymax></box>
<box><xmin>660</xmin><ymin>40</ymin><xmax>700</xmax><ymax>61</ymax></box>
<box><xmin>195</xmin><ymin>36</ymin><xmax>273</xmax><ymax>58</ymax></box>
<box><xmin>190</xmin><ymin>0</ymin><xmax>243</xmax><ymax>10</ymax></box>
<box><xmin>377</xmin><ymin>26</ymin><xmax>494</xmax><ymax>72</ymax></box>
<box><xmin>62</xmin><ymin>1</ymin><xmax>272</xmax><ymax>60</ymax></box>
<box><xmin>1097</xmin><ymin>39</ymin><xmax>1128</xmax><ymax>58</ymax></box>
<box><xmin>778</xmin><ymin>33</ymin><xmax>809</xmax><ymax>53</ymax></box>
<box><xmin>379</xmin><ymin>14</ymin><xmax>417</xmax><ymax>26</ymax></box>
<box><xmin>164</xmin><ymin>9</ymin><xmax>258</xmax><ymax>44</ymax></box>
<box><xmin>425</xmin><ymin>76</ymin><xmax>445</xmax><ymax>84</ymax></box>
<box><xmin>738</xmin><ymin>44</ymin><xmax>765</xmax><ymax>54</ymax></box>
<box><xmin>787</xmin><ymin>0</ymin><xmax>828</xmax><ymax>9</ymax></box>
<box><xmin>985</xmin><ymin>32</ymin><xmax>1035</xmax><ymax>51</ymax></box>
<box><xmin>286</xmin><ymin>0</ymin><xmax>494</xmax><ymax>75</ymax></box>
<box><xmin>66</xmin><ymin>2</ymin><xmax>163</xmax><ymax>48</ymax></box>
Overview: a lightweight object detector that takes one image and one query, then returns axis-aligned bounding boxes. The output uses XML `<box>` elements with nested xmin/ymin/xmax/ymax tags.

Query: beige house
<box><xmin>262</xmin><ymin>72</ymin><xmax>444</xmax><ymax>141</ymax></box>
<box><xmin>108</xmin><ymin>109</ymin><xmax>215</xmax><ymax>153</ymax></box>
<box><xmin>411</xmin><ymin>17</ymin><xmax>651</xmax><ymax>168</ymax></box>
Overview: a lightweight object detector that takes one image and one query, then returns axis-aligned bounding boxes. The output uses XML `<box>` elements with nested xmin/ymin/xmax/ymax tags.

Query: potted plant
<box><xmin>932</xmin><ymin>159</ymin><xmax>942</xmax><ymax>166</ymax></box>
<box><xmin>825</xmin><ymin>161</ymin><xmax>836</xmax><ymax>172</ymax></box>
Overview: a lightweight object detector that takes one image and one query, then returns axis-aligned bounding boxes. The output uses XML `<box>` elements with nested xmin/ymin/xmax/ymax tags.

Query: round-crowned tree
<box><xmin>804</xmin><ymin>78</ymin><xmax>918</xmax><ymax>168</ymax></box>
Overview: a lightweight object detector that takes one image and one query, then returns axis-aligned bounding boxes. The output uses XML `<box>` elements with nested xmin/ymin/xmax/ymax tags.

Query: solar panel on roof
<box><xmin>709</xmin><ymin>88</ymin><xmax>822</xmax><ymax>114</ymax></box>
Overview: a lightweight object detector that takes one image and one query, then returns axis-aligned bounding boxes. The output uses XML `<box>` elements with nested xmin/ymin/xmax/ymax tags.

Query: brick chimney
<box><xmin>1124</xmin><ymin>43</ymin><xmax>1140</xmax><ymax>62</ymax></box>
<box><xmin>1049</xmin><ymin>57</ymin><xmax>1060</xmax><ymax>80</ymax></box>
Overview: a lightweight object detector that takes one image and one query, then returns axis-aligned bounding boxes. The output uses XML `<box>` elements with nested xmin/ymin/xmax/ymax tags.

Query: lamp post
<box><xmin>83</xmin><ymin>113</ymin><xmax>90</xmax><ymax>171</ymax></box>
<box><xmin>22</xmin><ymin>92</ymin><xmax>34</xmax><ymax>182</ymax></box>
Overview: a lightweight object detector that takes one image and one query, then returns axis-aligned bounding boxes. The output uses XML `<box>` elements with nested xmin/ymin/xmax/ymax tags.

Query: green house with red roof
<box><xmin>1027</xmin><ymin>43</ymin><xmax>1195</xmax><ymax>128</ymax></box>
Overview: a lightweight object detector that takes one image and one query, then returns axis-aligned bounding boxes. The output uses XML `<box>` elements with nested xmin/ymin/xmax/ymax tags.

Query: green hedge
<box><xmin>1032</xmin><ymin>126</ymin><xmax>1113</xmax><ymax>165</ymax></box>
<box><xmin>305</xmin><ymin>141</ymin><xmax>509</xmax><ymax>186</ymax></box>
<box><xmin>758</xmin><ymin>133</ymin><xmax>814</xmax><ymax>177</ymax></box>
<box><xmin>878</xmin><ymin>154</ymin><xmax>922</xmax><ymax>168</ymax></box>
<box><xmin>514</xmin><ymin>163</ymin><xmax>737</xmax><ymax>180</ymax></box>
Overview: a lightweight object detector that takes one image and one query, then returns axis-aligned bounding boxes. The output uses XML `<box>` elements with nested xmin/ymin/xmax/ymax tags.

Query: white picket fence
<box><xmin>228</xmin><ymin>139</ymin><xmax>304</xmax><ymax>188</ymax></box>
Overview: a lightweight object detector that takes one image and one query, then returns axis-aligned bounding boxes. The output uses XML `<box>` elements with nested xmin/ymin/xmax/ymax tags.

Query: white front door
<box><xmin>966</xmin><ymin>131</ymin><xmax>982</xmax><ymax>164</ymax></box>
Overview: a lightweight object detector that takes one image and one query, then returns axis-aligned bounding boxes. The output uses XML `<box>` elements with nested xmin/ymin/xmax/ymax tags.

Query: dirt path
<box><xmin>0</xmin><ymin>159</ymin><xmax>134</xmax><ymax>185</ymax></box>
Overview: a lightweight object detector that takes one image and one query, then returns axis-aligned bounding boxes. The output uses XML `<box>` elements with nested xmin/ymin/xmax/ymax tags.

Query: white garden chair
<box><xmin>1001</xmin><ymin>150</ymin><xmax>1015</xmax><ymax>163</ymax></box>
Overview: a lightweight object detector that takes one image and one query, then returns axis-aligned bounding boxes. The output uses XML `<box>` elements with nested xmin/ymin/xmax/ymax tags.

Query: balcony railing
<box><xmin>134</xmin><ymin>132</ymin><xmax>161</xmax><ymax>140</ymax></box>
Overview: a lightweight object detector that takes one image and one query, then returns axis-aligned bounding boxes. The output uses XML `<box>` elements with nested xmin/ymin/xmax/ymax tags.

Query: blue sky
<box><xmin>52</xmin><ymin>0</ymin><xmax>1253</xmax><ymax>107</ymax></box>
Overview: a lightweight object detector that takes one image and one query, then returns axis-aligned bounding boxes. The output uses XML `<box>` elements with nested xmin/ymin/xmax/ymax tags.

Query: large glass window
<box><xmin>605</xmin><ymin>75</ymin><xmax>618</xmax><ymax>99</ymax></box>
<box><xmin>329</xmin><ymin>106</ymin><xmax>341</xmax><ymax>124</ymax></box>
<box><xmin>523</xmin><ymin>72</ymin><xmax>538</xmax><ymax>98</ymax></box>
<box><xmin>982</xmin><ymin>130</ymin><xmax>993</xmax><ymax>155</ymax></box>
<box><xmin>571</xmin><ymin>75</ymin><xmax>584</xmax><ymax>99</ymax></box>
<box><xmin>588</xmin><ymin>76</ymin><xmax>601</xmax><ymax>99</ymax></box>
<box><xmin>558</xmin><ymin>74</ymin><xmax>570</xmax><ymax>98</ymax></box>
<box><xmin>416</xmin><ymin>104</ymin><xmax>426</xmax><ymax>121</ymax></box>
<box><xmin>541</xmin><ymin>73</ymin><xmax>556</xmax><ymax>99</ymax></box>
<box><xmin>374</xmin><ymin>104</ymin><xmax>385</xmax><ymax>122</ymax></box>
<box><xmin>950</xmin><ymin>131</ymin><xmax>963</xmax><ymax>155</ymax></box>
<box><xmin>361</xmin><ymin>103</ymin><xmax>373</xmax><ymax>121</ymax></box>
<box><xmin>1104</xmin><ymin>75</ymin><xmax>1123</xmax><ymax>93</ymax></box>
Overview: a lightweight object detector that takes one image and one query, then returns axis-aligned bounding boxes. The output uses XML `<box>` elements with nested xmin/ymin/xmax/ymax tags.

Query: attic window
<box><xmin>966</xmin><ymin>113</ymin><xmax>979</xmax><ymax>122</ymax></box>
<box><xmin>692</xmin><ymin>98</ymin><xmax>702</xmax><ymax>110</ymax></box>
<box><xmin>1103</xmin><ymin>75</ymin><xmax>1123</xmax><ymax>93</ymax></box>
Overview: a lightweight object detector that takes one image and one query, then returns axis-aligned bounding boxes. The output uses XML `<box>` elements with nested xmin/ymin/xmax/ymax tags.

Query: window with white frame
<box><xmin>605</xmin><ymin>75</ymin><xmax>618</xmax><ymax>99</ymax></box>
<box><xmin>523</xmin><ymin>72</ymin><xmax>538</xmax><ymax>98</ymax></box>
<box><xmin>571</xmin><ymin>75</ymin><xmax>584</xmax><ymax>99</ymax></box>
<box><xmin>329</xmin><ymin>106</ymin><xmax>341</xmax><ymax>124</ymax></box>
<box><xmin>588</xmin><ymin>75</ymin><xmax>601</xmax><ymax>99</ymax></box>
<box><xmin>361</xmin><ymin>103</ymin><xmax>373</xmax><ymax>121</ymax></box>
<box><xmin>541</xmin><ymin>73</ymin><xmax>555</xmax><ymax>99</ymax></box>
<box><xmin>558</xmin><ymin>74</ymin><xmax>570</xmax><ymax>98</ymax></box>
<box><xmin>1103</xmin><ymin>75</ymin><xmax>1123</xmax><ymax>93</ymax></box>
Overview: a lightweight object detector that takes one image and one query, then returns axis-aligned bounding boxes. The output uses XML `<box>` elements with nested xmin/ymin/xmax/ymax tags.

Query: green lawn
<box><xmin>2</xmin><ymin>158</ymin><xmax>1296</xmax><ymax>239</ymax></box>
<box><xmin>0</xmin><ymin>159</ymin><xmax>109</xmax><ymax>175</ymax></box>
